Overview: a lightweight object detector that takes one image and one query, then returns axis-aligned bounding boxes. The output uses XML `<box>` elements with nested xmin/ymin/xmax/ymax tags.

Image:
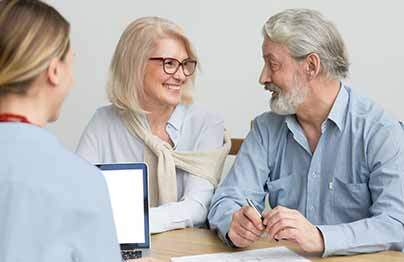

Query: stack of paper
<box><xmin>171</xmin><ymin>246</ymin><xmax>309</xmax><ymax>262</ymax></box>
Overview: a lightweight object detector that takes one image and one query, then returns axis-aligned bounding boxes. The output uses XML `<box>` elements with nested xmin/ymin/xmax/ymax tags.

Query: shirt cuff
<box><xmin>150</xmin><ymin>207</ymin><xmax>193</xmax><ymax>234</ymax></box>
<box><xmin>225</xmin><ymin>232</ymin><xmax>238</xmax><ymax>248</ymax></box>
<box><xmin>317</xmin><ymin>224</ymin><xmax>349</xmax><ymax>257</ymax></box>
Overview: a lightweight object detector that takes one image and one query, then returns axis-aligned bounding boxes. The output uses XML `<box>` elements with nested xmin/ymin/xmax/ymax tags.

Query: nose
<box><xmin>172</xmin><ymin>65</ymin><xmax>187</xmax><ymax>82</ymax></box>
<box><xmin>259</xmin><ymin>64</ymin><xmax>272</xmax><ymax>86</ymax></box>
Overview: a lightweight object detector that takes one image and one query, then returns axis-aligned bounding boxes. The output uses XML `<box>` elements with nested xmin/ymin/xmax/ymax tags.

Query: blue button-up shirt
<box><xmin>208</xmin><ymin>84</ymin><xmax>404</xmax><ymax>256</ymax></box>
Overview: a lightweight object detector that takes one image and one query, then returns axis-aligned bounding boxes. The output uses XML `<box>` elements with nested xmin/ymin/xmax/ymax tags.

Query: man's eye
<box><xmin>269</xmin><ymin>62</ymin><xmax>279</xmax><ymax>70</ymax></box>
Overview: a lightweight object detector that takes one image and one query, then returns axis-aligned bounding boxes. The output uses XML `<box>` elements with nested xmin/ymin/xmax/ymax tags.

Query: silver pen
<box><xmin>246</xmin><ymin>198</ymin><xmax>263</xmax><ymax>221</ymax></box>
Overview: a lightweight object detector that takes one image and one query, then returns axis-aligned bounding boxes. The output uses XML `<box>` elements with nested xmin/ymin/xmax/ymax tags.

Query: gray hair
<box><xmin>263</xmin><ymin>9</ymin><xmax>349</xmax><ymax>80</ymax></box>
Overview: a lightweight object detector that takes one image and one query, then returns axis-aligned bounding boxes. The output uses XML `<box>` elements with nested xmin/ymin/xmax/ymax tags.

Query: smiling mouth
<box><xmin>164</xmin><ymin>84</ymin><xmax>181</xmax><ymax>91</ymax></box>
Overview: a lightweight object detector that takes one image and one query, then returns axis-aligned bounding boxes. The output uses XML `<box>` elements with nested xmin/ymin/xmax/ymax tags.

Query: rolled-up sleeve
<box><xmin>208</xmin><ymin>117</ymin><xmax>270</xmax><ymax>242</ymax></box>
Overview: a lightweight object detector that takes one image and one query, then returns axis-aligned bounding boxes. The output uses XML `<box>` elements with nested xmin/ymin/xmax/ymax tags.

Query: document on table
<box><xmin>170</xmin><ymin>247</ymin><xmax>309</xmax><ymax>262</ymax></box>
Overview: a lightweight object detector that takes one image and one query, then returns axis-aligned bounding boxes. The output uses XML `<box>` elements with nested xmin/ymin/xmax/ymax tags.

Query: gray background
<box><xmin>47</xmin><ymin>0</ymin><xmax>404</xmax><ymax>150</ymax></box>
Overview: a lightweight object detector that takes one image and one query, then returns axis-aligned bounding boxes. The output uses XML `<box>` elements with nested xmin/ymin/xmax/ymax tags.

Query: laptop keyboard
<box><xmin>121</xmin><ymin>250</ymin><xmax>142</xmax><ymax>261</ymax></box>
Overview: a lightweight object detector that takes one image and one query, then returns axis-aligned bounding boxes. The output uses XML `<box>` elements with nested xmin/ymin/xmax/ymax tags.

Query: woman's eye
<box><xmin>164</xmin><ymin>60</ymin><xmax>177</xmax><ymax>68</ymax></box>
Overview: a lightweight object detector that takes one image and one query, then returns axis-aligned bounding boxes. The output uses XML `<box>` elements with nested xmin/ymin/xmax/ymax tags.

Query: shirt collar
<box><xmin>327</xmin><ymin>82</ymin><xmax>349</xmax><ymax>131</ymax></box>
<box><xmin>167</xmin><ymin>104</ymin><xmax>186</xmax><ymax>131</ymax></box>
<box><xmin>284</xmin><ymin>81</ymin><xmax>349</xmax><ymax>132</ymax></box>
<box><xmin>166</xmin><ymin>104</ymin><xmax>187</xmax><ymax>147</ymax></box>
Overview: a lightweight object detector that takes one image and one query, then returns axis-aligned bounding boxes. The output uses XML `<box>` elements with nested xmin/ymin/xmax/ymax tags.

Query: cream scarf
<box><xmin>122</xmin><ymin>110</ymin><xmax>231</xmax><ymax>207</ymax></box>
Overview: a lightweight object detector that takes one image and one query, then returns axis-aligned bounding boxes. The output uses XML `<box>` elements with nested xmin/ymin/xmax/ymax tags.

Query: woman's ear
<box><xmin>46</xmin><ymin>57</ymin><xmax>61</xmax><ymax>86</ymax></box>
<box><xmin>305</xmin><ymin>53</ymin><xmax>321</xmax><ymax>80</ymax></box>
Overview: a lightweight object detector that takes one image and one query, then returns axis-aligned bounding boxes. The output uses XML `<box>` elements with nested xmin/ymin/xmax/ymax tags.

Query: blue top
<box><xmin>208</xmin><ymin>84</ymin><xmax>404</xmax><ymax>256</ymax></box>
<box><xmin>0</xmin><ymin>123</ymin><xmax>121</xmax><ymax>262</ymax></box>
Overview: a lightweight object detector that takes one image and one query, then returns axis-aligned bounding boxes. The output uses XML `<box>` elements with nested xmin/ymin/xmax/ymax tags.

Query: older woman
<box><xmin>0</xmin><ymin>0</ymin><xmax>124</xmax><ymax>261</ymax></box>
<box><xmin>77</xmin><ymin>17</ymin><xmax>230</xmax><ymax>233</ymax></box>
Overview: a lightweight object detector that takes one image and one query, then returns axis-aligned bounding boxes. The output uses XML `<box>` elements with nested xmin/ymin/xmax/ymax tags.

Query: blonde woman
<box><xmin>0</xmin><ymin>0</ymin><xmax>124</xmax><ymax>261</ymax></box>
<box><xmin>77</xmin><ymin>17</ymin><xmax>231</xmax><ymax>234</ymax></box>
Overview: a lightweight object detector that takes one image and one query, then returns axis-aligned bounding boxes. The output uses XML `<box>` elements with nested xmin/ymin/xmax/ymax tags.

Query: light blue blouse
<box><xmin>77</xmin><ymin>103</ymin><xmax>225</xmax><ymax>233</ymax></box>
<box><xmin>0</xmin><ymin>123</ymin><xmax>121</xmax><ymax>262</ymax></box>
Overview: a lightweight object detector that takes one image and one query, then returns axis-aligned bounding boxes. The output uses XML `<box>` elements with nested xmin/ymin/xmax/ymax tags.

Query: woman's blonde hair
<box><xmin>0</xmin><ymin>0</ymin><xmax>70</xmax><ymax>96</ymax></box>
<box><xmin>107</xmin><ymin>16</ymin><xmax>198</xmax><ymax>113</ymax></box>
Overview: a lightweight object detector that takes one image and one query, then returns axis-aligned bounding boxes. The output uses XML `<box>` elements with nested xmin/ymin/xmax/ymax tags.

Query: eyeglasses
<box><xmin>149</xmin><ymin>57</ymin><xmax>197</xmax><ymax>77</ymax></box>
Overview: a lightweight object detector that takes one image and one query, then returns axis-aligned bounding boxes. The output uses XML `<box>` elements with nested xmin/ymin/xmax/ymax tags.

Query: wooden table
<box><xmin>149</xmin><ymin>228</ymin><xmax>404</xmax><ymax>262</ymax></box>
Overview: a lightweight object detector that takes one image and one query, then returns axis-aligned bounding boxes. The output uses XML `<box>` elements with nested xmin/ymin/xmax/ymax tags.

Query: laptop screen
<box><xmin>96</xmin><ymin>163</ymin><xmax>150</xmax><ymax>250</ymax></box>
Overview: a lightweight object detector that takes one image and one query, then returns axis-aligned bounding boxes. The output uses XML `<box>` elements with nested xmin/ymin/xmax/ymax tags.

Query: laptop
<box><xmin>96</xmin><ymin>163</ymin><xmax>150</xmax><ymax>260</ymax></box>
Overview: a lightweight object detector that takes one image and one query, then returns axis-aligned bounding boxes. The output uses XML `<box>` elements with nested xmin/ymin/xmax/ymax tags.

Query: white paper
<box><xmin>171</xmin><ymin>247</ymin><xmax>309</xmax><ymax>262</ymax></box>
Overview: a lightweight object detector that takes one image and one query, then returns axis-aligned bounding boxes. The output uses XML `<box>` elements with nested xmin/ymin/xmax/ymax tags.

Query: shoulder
<box><xmin>90</xmin><ymin>105</ymin><xmax>121</xmax><ymax>125</ymax></box>
<box><xmin>347</xmin><ymin>87</ymin><xmax>398</xmax><ymax>131</ymax></box>
<box><xmin>6</xmin><ymin>127</ymin><xmax>106</xmax><ymax>197</ymax></box>
<box><xmin>253</xmin><ymin>111</ymin><xmax>286</xmax><ymax>137</ymax></box>
<box><xmin>83</xmin><ymin>105</ymin><xmax>125</xmax><ymax>135</ymax></box>
<box><xmin>254</xmin><ymin>111</ymin><xmax>285</xmax><ymax>126</ymax></box>
<box><xmin>175</xmin><ymin>104</ymin><xmax>225</xmax><ymax>149</ymax></box>
<box><xmin>345</xmin><ymin>86</ymin><xmax>403</xmax><ymax>150</ymax></box>
<box><xmin>182</xmin><ymin>103</ymin><xmax>224</xmax><ymax>128</ymax></box>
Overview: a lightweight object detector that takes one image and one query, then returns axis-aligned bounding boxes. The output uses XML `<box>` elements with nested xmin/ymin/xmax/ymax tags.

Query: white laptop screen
<box><xmin>97</xmin><ymin>163</ymin><xmax>150</xmax><ymax>250</ymax></box>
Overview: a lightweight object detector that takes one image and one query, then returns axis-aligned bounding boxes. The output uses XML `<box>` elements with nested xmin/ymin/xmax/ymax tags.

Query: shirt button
<box><xmin>310</xmin><ymin>205</ymin><xmax>315</xmax><ymax>211</ymax></box>
<box><xmin>312</xmin><ymin>171</ymin><xmax>317</xmax><ymax>177</ymax></box>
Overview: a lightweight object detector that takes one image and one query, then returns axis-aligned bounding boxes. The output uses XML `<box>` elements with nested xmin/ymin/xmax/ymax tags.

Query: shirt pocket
<box><xmin>332</xmin><ymin>176</ymin><xmax>371</xmax><ymax>222</ymax></box>
<box><xmin>266</xmin><ymin>173</ymin><xmax>300</xmax><ymax>209</ymax></box>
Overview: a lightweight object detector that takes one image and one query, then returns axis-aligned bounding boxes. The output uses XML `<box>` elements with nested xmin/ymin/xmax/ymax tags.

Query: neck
<box><xmin>141</xmin><ymin>97</ymin><xmax>175</xmax><ymax>130</ymax></box>
<box><xmin>296</xmin><ymin>79</ymin><xmax>340</xmax><ymax>130</ymax></box>
<box><xmin>0</xmin><ymin>93</ymin><xmax>49</xmax><ymax>127</ymax></box>
<box><xmin>146</xmin><ymin>106</ymin><xmax>174</xmax><ymax>131</ymax></box>
<box><xmin>143</xmin><ymin>102</ymin><xmax>174</xmax><ymax>131</ymax></box>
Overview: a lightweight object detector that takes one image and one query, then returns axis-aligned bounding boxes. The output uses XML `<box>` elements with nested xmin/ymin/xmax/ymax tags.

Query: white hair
<box><xmin>264</xmin><ymin>9</ymin><xmax>349</xmax><ymax>80</ymax></box>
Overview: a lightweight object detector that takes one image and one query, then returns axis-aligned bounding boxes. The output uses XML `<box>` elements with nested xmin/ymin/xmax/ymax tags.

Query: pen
<box><xmin>246</xmin><ymin>198</ymin><xmax>263</xmax><ymax>221</ymax></box>
<box><xmin>247</xmin><ymin>195</ymin><xmax>279</xmax><ymax>241</ymax></box>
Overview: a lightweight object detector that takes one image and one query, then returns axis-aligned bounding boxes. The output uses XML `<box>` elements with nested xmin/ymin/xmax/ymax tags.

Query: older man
<box><xmin>208</xmin><ymin>9</ymin><xmax>404</xmax><ymax>257</ymax></box>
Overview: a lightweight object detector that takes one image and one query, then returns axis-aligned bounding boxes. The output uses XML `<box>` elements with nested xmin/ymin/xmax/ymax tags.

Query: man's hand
<box><xmin>227</xmin><ymin>206</ymin><xmax>265</xmax><ymax>248</ymax></box>
<box><xmin>262</xmin><ymin>206</ymin><xmax>325</xmax><ymax>254</ymax></box>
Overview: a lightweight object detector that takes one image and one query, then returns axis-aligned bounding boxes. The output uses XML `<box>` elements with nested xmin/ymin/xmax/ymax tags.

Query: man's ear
<box><xmin>305</xmin><ymin>53</ymin><xmax>321</xmax><ymax>80</ymax></box>
<box><xmin>46</xmin><ymin>57</ymin><xmax>61</xmax><ymax>86</ymax></box>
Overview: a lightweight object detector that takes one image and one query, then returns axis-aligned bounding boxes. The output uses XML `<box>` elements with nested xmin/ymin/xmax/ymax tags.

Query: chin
<box><xmin>164</xmin><ymin>95</ymin><xmax>181</xmax><ymax>107</ymax></box>
<box><xmin>47</xmin><ymin>111</ymin><xmax>60</xmax><ymax>123</ymax></box>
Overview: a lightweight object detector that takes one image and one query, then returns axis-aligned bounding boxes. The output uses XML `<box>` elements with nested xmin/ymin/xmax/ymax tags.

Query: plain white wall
<box><xmin>46</xmin><ymin>0</ymin><xmax>404</xmax><ymax>150</ymax></box>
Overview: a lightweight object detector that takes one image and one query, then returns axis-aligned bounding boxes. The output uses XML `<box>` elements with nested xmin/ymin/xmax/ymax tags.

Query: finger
<box><xmin>262</xmin><ymin>206</ymin><xmax>285</xmax><ymax>225</ymax></box>
<box><xmin>238</xmin><ymin>207</ymin><xmax>264</xmax><ymax>235</ymax></box>
<box><xmin>267</xmin><ymin>218</ymin><xmax>297</xmax><ymax>239</ymax></box>
<box><xmin>230</xmin><ymin>211</ymin><xmax>261</xmax><ymax>241</ymax></box>
<box><xmin>263</xmin><ymin>207</ymin><xmax>297</xmax><ymax>228</ymax></box>
<box><xmin>233</xmin><ymin>221</ymin><xmax>261</xmax><ymax>242</ymax></box>
<box><xmin>228</xmin><ymin>228</ymin><xmax>255</xmax><ymax>248</ymax></box>
<box><xmin>274</xmin><ymin>228</ymin><xmax>298</xmax><ymax>242</ymax></box>
<box><xmin>243</xmin><ymin>206</ymin><xmax>265</xmax><ymax>231</ymax></box>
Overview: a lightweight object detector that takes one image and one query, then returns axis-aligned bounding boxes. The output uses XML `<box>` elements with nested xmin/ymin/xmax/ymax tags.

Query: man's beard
<box><xmin>267</xmin><ymin>74</ymin><xmax>307</xmax><ymax>115</ymax></box>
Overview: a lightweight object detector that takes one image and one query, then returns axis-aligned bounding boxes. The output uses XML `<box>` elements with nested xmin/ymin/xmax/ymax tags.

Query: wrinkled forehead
<box><xmin>261</xmin><ymin>36</ymin><xmax>290</xmax><ymax>60</ymax></box>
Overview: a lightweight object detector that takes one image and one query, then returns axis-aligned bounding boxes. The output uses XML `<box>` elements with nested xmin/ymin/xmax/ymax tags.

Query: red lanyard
<box><xmin>0</xmin><ymin>113</ymin><xmax>32</xmax><ymax>124</ymax></box>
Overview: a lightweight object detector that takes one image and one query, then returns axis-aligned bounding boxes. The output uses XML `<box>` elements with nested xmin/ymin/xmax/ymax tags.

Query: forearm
<box><xmin>208</xmin><ymin>193</ymin><xmax>243</xmax><ymax>242</ymax></box>
<box><xmin>150</xmin><ymin>198</ymin><xmax>209</xmax><ymax>234</ymax></box>
<box><xmin>317</xmin><ymin>215</ymin><xmax>404</xmax><ymax>257</ymax></box>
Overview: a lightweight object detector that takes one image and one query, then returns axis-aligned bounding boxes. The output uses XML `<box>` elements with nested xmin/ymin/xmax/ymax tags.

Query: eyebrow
<box><xmin>263</xmin><ymin>53</ymin><xmax>279</xmax><ymax>62</ymax></box>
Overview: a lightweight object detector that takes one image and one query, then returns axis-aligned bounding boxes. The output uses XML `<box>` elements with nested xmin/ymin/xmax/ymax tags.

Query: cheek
<box><xmin>144</xmin><ymin>69</ymin><xmax>168</xmax><ymax>87</ymax></box>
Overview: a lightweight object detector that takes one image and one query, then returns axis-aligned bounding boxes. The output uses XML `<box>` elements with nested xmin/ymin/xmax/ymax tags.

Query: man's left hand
<box><xmin>262</xmin><ymin>206</ymin><xmax>324</xmax><ymax>254</ymax></box>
